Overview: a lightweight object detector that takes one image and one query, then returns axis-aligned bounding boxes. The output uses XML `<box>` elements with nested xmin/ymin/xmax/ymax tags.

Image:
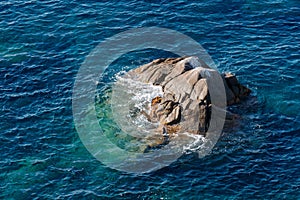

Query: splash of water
<box><xmin>110</xmin><ymin>73</ymin><xmax>208</xmax><ymax>154</ymax></box>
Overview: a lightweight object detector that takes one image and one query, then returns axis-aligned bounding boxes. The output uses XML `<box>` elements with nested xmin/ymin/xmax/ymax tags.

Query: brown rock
<box><xmin>164</xmin><ymin>105</ymin><xmax>181</xmax><ymax>125</ymax></box>
<box><xmin>223</xmin><ymin>73</ymin><xmax>251</xmax><ymax>105</ymax></box>
<box><xmin>126</xmin><ymin>56</ymin><xmax>251</xmax><ymax>141</ymax></box>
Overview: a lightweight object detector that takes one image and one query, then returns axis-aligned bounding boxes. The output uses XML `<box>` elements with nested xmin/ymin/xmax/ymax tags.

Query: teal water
<box><xmin>1</xmin><ymin>0</ymin><xmax>299</xmax><ymax>199</ymax></box>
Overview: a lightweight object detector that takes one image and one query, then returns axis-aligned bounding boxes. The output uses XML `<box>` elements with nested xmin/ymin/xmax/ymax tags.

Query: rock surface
<box><xmin>126</xmin><ymin>56</ymin><xmax>251</xmax><ymax>137</ymax></box>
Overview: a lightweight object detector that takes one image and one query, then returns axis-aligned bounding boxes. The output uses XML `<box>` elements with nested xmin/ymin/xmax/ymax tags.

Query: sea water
<box><xmin>1</xmin><ymin>0</ymin><xmax>299</xmax><ymax>199</ymax></box>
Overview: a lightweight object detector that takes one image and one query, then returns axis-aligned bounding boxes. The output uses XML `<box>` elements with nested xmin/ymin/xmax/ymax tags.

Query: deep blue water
<box><xmin>1</xmin><ymin>0</ymin><xmax>300</xmax><ymax>199</ymax></box>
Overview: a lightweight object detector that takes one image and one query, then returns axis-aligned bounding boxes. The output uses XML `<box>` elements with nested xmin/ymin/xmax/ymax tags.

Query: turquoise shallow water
<box><xmin>1</xmin><ymin>0</ymin><xmax>300</xmax><ymax>199</ymax></box>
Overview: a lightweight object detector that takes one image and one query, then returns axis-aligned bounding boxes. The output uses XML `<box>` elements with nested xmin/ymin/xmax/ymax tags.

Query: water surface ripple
<box><xmin>0</xmin><ymin>0</ymin><xmax>299</xmax><ymax>199</ymax></box>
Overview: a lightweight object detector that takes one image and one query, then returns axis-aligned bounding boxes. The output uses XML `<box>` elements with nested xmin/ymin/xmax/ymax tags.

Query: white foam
<box><xmin>111</xmin><ymin>72</ymin><xmax>163</xmax><ymax>138</ymax></box>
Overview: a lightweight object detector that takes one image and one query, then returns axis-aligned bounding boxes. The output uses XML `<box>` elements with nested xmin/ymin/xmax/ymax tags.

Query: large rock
<box><xmin>126</xmin><ymin>56</ymin><xmax>251</xmax><ymax>138</ymax></box>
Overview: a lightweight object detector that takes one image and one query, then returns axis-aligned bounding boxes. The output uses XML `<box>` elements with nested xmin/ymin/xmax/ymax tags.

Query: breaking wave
<box><xmin>107</xmin><ymin>72</ymin><xmax>208</xmax><ymax>155</ymax></box>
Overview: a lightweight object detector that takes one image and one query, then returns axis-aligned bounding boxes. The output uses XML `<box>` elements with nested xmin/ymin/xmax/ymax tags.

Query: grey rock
<box><xmin>126</xmin><ymin>56</ymin><xmax>251</xmax><ymax>138</ymax></box>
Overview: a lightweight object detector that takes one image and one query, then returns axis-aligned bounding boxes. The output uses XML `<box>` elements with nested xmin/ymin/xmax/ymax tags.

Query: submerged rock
<box><xmin>124</xmin><ymin>56</ymin><xmax>250</xmax><ymax>140</ymax></box>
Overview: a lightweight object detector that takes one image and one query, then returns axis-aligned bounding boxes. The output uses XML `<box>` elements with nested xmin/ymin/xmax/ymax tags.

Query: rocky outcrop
<box><xmin>126</xmin><ymin>56</ymin><xmax>251</xmax><ymax>138</ymax></box>
<box><xmin>222</xmin><ymin>73</ymin><xmax>252</xmax><ymax>105</ymax></box>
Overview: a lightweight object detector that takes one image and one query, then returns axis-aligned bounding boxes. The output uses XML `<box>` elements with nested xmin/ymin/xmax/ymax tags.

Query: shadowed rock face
<box><xmin>126</xmin><ymin>56</ymin><xmax>251</xmax><ymax>137</ymax></box>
